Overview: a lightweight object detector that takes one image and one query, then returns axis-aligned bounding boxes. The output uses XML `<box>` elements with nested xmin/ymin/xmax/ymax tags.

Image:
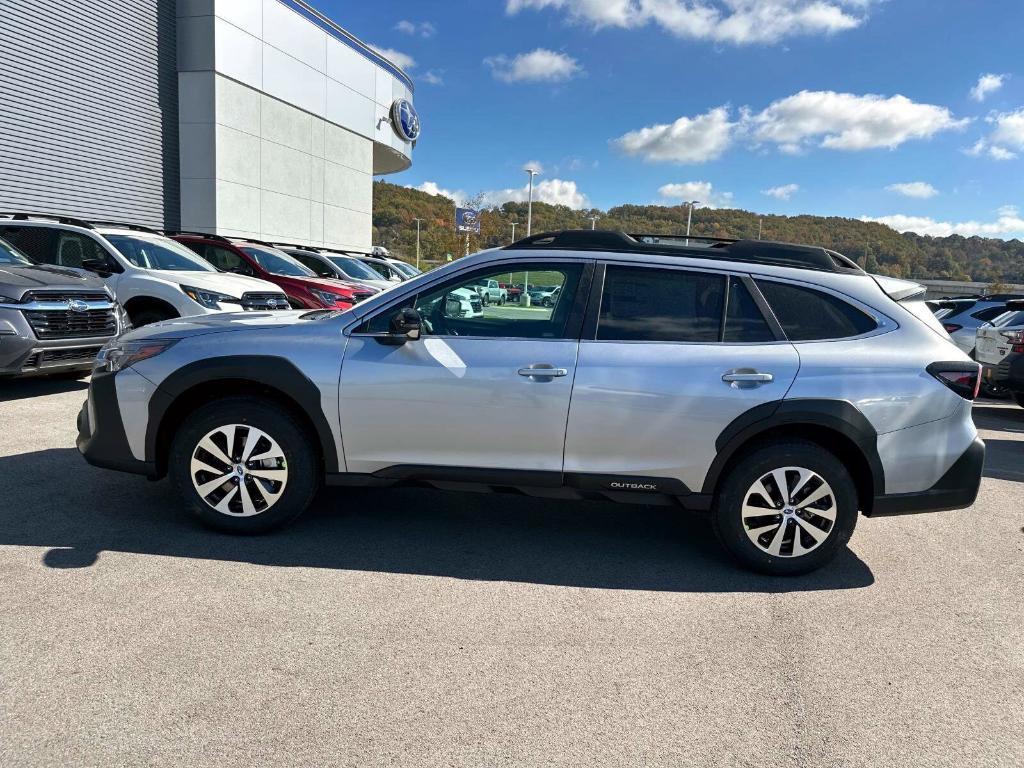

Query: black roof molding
<box><xmin>506</xmin><ymin>230</ymin><xmax>861</xmax><ymax>273</ymax></box>
<box><xmin>273</xmin><ymin>242</ymin><xmax>322</xmax><ymax>252</ymax></box>
<box><xmin>88</xmin><ymin>220</ymin><xmax>163</xmax><ymax>235</ymax></box>
<box><xmin>163</xmin><ymin>230</ymin><xmax>232</xmax><ymax>243</ymax></box>
<box><xmin>0</xmin><ymin>212</ymin><xmax>96</xmax><ymax>229</ymax></box>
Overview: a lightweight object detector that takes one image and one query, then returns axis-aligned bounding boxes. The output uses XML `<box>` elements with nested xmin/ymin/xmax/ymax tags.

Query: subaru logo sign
<box><xmin>68</xmin><ymin>299</ymin><xmax>89</xmax><ymax>313</ymax></box>
<box><xmin>390</xmin><ymin>99</ymin><xmax>421</xmax><ymax>143</ymax></box>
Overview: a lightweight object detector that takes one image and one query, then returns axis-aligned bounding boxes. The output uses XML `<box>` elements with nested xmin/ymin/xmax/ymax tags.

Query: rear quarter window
<box><xmin>757</xmin><ymin>280</ymin><xmax>876</xmax><ymax>341</ymax></box>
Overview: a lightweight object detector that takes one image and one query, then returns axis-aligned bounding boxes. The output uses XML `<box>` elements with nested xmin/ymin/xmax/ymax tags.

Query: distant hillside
<box><xmin>373</xmin><ymin>180</ymin><xmax>1024</xmax><ymax>283</ymax></box>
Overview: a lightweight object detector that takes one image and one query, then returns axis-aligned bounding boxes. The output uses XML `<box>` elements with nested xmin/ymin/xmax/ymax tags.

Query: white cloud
<box><xmin>658</xmin><ymin>181</ymin><xmax>733</xmax><ymax>208</ymax></box>
<box><xmin>990</xmin><ymin>108</ymin><xmax>1024</xmax><ymax>149</ymax></box>
<box><xmin>484</xmin><ymin>179</ymin><xmax>590</xmax><ymax>209</ymax></box>
<box><xmin>395</xmin><ymin>20</ymin><xmax>436</xmax><ymax>37</ymax></box>
<box><xmin>412</xmin><ymin>181</ymin><xmax>466</xmax><ymax>206</ymax></box>
<box><xmin>522</xmin><ymin>161</ymin><xmax>545</xmax><ymax>174</ymax></box>
<box><xmin>989</xmin><ymin>145</ymin><xmax>1018</xmax><ymax>161</ymax></box>
<box><xmin>421</xmin><ymin>70</ymin><xmax>444</xmax><ymax>86</ymax></box>
<box><xmin>485</xmin><ymin>49</ymin><xmax>582</xmax><ymax>83</ymax></box>
<box><xmin>861</xmin><ymin>208</ymin><xmax>1024</xmax><ymax>238</ymax></box>
<box><xmin>885</xmin><ymin>182</ymin><xmax>939</xmax><ymax>199</ymax></box>
<box><xmin>762</xmin><ymin>183</ymin><xmax>799</xmax><ymax>200</ymax></box>
<box><xmin>370</xmin><ymin>45</ymin><xmax>415</xmax><ymax>71</ymax></box>
<box><xmin>749</xmin><ymin>90</ymin><xmax>969</xmax><ymax>151</ymax></box>
<box><xmin>613</xmin><ymin>106</ymin><xmax>735</xmax><ymax>164</ymax></box>
<box><xmin>970</xmin><ymin>73</ymin><xmax>1006</xmax><ymax>102</ymax></box>
<box><xmin>964</xmin><ymin>138</ymin><xmax>1017</xmax><ymax>161</ymax></box>
<box><xmin>506</xmin><ymin>0</ymin><xmax>872</xmax><ymax>45</ymax></box>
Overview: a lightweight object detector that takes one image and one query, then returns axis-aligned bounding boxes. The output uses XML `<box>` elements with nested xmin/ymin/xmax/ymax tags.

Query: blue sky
<box><xmin>323</xmin><ymin>0</ymin><xmax>1024</xmax><ymax>238</ymax></box>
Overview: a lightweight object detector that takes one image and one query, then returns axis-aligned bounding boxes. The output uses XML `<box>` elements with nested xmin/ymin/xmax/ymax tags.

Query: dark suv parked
<box><xmin>169</xmin><ymin>233</ymin><xmax>378</xmax><ymax>310</ymax></box>
<box><xmin>0</xmin><ymin>234</ymin><xmax>121</xmax><ymax>377</ymax></box>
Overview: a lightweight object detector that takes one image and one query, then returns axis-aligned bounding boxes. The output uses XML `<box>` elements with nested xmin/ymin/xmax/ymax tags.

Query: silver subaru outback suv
<box><xmin>77</xmin><ymin>231</ymin><xmax>984</xmax><ymax>575</ymax></box>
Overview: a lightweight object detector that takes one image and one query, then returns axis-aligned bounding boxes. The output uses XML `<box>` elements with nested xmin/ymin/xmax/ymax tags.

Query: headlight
<box><xmin>310</xmin><ymin>289</ymin><xmax>351</xmax><ymax>306</ymax></box>
<box><xmin>95</xmin><ymin>339</ymin><xmax>178</xmax><ymax>372</ymax></box>
<box><xmin>181</xmin><ymin>285</ymin><xmax>241</xmax><ymax>309</ymax></box>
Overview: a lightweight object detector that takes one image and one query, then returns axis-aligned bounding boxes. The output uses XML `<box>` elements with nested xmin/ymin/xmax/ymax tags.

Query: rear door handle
<box><xmin>722</xmin><ymin>372</ymin><xmax>774</xmax><ymax>383</ymax></box>
<box><xmin>518</xmin><ymin>365</ymin><xmax>569</xmax><ymax>378</ymax></box>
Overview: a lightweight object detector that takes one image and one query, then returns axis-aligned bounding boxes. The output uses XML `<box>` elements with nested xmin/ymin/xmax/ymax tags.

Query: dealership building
<box><xmin>0</xmin><ymin>0</ymin><xmax>418</xmax><ymax>251</ymax></box>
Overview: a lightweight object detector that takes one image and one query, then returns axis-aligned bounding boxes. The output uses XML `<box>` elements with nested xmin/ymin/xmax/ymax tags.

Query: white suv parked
<box><xmin>0</xmin><ymin>215</ymin><xmax>290</xmax><ymax>326</ymax></box>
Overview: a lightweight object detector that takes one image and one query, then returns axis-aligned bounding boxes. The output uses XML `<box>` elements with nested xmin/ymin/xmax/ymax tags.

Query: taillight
<box><xmin>943</xmin><ymin>323</ymin><xmax>962</xmax><ymax>334</ymax></box>
<box><xmin>999</xmin><ymin>330</ymin><xmax>1024</xmax><ymax>353</ymax></box>
<box><xmin>927</xmin><ymin>362</ymin><xmax>981</xmax><ymax>400</ymax></box>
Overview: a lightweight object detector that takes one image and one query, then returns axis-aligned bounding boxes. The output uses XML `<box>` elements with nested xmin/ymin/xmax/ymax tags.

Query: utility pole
<box><xmin>525</xmin><ymin>167</ymin><xmax>539</xmax><ymax>237</ymax></box>
<box><xmin>758</xmin><ymin>218</ymin><xmax>763</xmax><ymax>241</ymax></box>
<box><xmin>510</xmin><ymin>221</ymin><xmax>518</xmax><ymax>243</ymax></box>
<box><xmin>587</xmin><ymin>215</ymin><xmax>599</xmax><ymax>230</ymax></box>
<box><xmin>412</xmin><ymin>217</ymin><xmax>423</xmax><ymax>269</ymax></box>
<box><xmin>685</xmin><ymin>200</ymin><xmax>700</xmax><ymax>245</ymax></box>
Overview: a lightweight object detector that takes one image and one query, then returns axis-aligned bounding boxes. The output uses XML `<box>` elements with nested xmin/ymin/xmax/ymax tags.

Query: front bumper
<box><xmin>77</xmin><ymin>370</ymin><xmax>155</xmax><ymax>477</ymax></box>
<box><xmin>0</xmin><ymin>307</ymin><xmax>113</xmax><ymax>377</ymax></box>
<box><xmin>869</xmin><ymin>438</ymin><xmax>985</xmax><ymax>516</ymax></box>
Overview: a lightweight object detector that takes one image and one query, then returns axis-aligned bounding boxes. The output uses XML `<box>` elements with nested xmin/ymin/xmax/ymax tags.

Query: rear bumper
<box><xmin>77</xmin><ymin>371</ymin><xmax>155</xmax><ymax>477</ymax></box>
<box><xmin>980</xmin><ymin>353</ymin><xmax>1024</xmax><ymax>391</ymax></box>
<box><xmin>869</xmin><ymin>438</ymin><xmax>985</xmax><ymax>516</ymax></box>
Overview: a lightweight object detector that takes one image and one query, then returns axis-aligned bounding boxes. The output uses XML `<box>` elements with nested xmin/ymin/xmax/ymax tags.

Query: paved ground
<box><xmin>1</xmin><ymin>378</ymin><xmax>1021</xmax><ymax>767</ymax></box>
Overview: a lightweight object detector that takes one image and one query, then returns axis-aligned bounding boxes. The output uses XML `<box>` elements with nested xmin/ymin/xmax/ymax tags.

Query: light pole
<box><xmin>587</xmin><ymin>215</ymin><xmax>599</xmax><ymax>230</ymax></box>
<box><xmin>525</xmin><ymin>167</ymin><xmax>539</xmax><ymax>237</ymax></box>
<box><xmin>510</xmin><ymin>221</ymin><xmax>518</xmax><ymax>243</ymax></box>
<box><xmin>685</xmin><ymin>200</ymin><xmax>701</xmax><ymax>245</ymax></box>
<box><xmin>412</xmin><ymin>217</ymin><xmax>423</xmax><ymax>269</ymax></box>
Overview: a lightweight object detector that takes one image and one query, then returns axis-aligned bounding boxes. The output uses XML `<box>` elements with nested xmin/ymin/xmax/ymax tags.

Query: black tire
<box><xmin>169</xmin><ymin>396</ymin><xmax>320</xmax><ymax>534</ymax></box>
<box><xmin>130</xmin><ymin>308</ymin><xmax>176</xmax><ymax>327</ymax></box>
<box><xmin>981</xmin><ymin>383</ymin><xmax>1009</xmax><ymax>399</ymax></box>
<box><xmin>1015</xmin><ymin>393</ymin><xmax>1024</xmax><ymax>408</ymax></box>
<box><xmin>712</xmin><ymin>441</ymin><xmax>858</xmax><ymax>576</ymax></box>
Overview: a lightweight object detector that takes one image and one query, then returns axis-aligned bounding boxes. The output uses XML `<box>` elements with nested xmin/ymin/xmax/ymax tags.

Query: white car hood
<box><xmin>158</xmin><ymin>270</ymin><xmax>282</xmax><ymax>296</ymax></box>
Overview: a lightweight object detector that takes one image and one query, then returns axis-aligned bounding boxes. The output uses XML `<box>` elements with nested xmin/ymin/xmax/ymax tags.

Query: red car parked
<box><xmin>169</xmin><ymin>233</ymin><xmax>378</xmax><ymax>310</ymax></box>
<box><xmin>499</xmin><ymin>282</ymin><xmax>523</xmax><ymax>302</ymax></box>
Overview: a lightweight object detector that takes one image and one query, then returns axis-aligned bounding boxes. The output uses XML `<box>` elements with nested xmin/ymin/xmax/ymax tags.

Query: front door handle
<box><xmin>518</xmin><ymin>365</ymin><xmax>569</xmax><ymax>378</ymax></box>
<box><xmin>722</xmin><ymin>371</ymin><xmax>774</xmax><ymax>384</ymax></box>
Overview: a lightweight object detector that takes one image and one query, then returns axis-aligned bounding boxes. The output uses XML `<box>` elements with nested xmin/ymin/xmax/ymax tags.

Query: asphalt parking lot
<box><xmin>1</xmin><ymin>379</ymin><xmax>1022</xmax><ymax>767</ymax></box>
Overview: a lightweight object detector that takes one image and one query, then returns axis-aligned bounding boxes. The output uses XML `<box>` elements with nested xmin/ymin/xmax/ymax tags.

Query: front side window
<box><xmin>329</xmin><ymin>256</ymin><xmax>381</xmax><ymax>282</ymax></box>
<box><xmin>291</xmin><ymin>253</ymin><xmax>335</xmax><ymax>278</ymax></box>
<box><xmin>106</xmin><ymin>234</ymin><xmax>217</xmax><ymax>272</ymax></box>
<box><xmin>757</xmin><ymin>280</ymin><xmax>876</xmax><ymax>341</ymax></box>
<box><xmin>360</xmin><ymin>263</ymin><xmax>584</xmax><ymax>339</ymax></box>
<box><xmin>597</xmin><ymin>266</ymin><xmax>725</xmax><ymax>343</ymax></box>
<box><xmin>240</xmin><ymin>246</ymin><xmax>315</xmax><ymax>277</ymax></box>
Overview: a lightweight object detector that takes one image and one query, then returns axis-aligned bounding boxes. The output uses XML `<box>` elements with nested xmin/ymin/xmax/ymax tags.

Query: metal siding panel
<box><xmin>0</xmin><ymin>0</ymin><xmax>179</xmax><ymax>229</ymax></box>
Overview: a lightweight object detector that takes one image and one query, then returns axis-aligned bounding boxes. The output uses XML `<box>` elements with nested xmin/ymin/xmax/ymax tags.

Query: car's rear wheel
<box><xmin>712</xmin><ymin>441</ymin><xmax>858</xmax><ymax>575</ymax></box>
<box><xmin>169</xmin><ymin>397</ymin><xmax>320</xmax><ymax>533</ymax></box>
<box><xmin>130</xmin><ymin>308</ymin><xmax>176</xmax><ymax>327</ymax></box>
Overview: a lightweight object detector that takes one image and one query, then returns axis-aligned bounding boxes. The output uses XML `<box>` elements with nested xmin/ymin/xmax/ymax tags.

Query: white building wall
<box><xmin>176</xmin><ymin>0</ymin><xmax>414</xmax><ymax>250</ymax></box>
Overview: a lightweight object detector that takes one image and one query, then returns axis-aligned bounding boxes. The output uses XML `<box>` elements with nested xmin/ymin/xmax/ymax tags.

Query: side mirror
<box><xmin>81</xmin><ymin>258</ymin><xmax>113</xmax><ymax>277</ymax></box>
<box><xmin>378</xmin><ymin>307</ymin><xmax>422</xmax><ymax>345</ymax></box>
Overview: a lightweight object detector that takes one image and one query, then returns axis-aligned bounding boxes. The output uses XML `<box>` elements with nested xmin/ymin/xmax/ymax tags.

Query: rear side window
<box><xmin>972</xmin><ymin>306</ymin><xmax>1010</xmax><ymax>322</ymax></box>
<box><xmin>724</xmin><ymin>279</ymin><xmax>775</xmax><ymax>342</ymax></box>
<box><xmin>598</xmin><ymin>266</ymin><xmax>724</xmax><ymax>342</ymax></box>
<box><xmin>757</xmin><ymin>280</ymin><xmax>876</xmax><ymax>341</ymax></box>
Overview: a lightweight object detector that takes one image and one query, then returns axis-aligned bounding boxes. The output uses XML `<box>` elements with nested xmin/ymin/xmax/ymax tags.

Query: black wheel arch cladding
<box><xmin>146</xmin><ymin>356</ymin><xmax>339</xmax><ymax>474</ymax></box>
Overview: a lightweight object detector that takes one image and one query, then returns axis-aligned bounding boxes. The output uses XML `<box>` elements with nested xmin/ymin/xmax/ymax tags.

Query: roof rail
<box><xmin>88</xmin><ymin>220</ymin><xmax>163</xmax><ymax>234</ymax></box>
<box><xmin>0</xmin><ymin>211</ymin><xmax>95</xmax><ymax>229</ymax></box>
<box><xmin>507</xmin><ymin>230</ymin><xmax>859</xmax><ymax>273</ymax></box>
<box><xmin>164</xmin><ymin>230</ymin><xmax>232</xmax><ymax>243</ymax></box>
<box><xmin>272</xmin><ymin>242</ymin><xmax>322</xmax><ymax>252</ymax></box>
<box><xmin>631</xmin><ymin>233</ymin><xmax>738</xmax><ymax>246</ymax></box>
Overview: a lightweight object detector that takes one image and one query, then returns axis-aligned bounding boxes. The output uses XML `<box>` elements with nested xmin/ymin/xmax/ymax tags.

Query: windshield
<box><xmin>105</xmin><ymin>234</ymin><xmax>217</xmax><ymax>272</ymax></box>
<box><xmin>391</xmin><ymin>261</ymin><xmax>419</xmax><ymax>277</ymax></box>
<box><xmin>241</xmin><ymin>246</ymin><xmax>315</xmax><ymax>277</ymax></box>
<box><xmin>0</xmin><ymin>235</ymin><xmax>33</xmax><ymax>265</ymax></box>
<box><xmin>327</xmin><ymin>256</ymin><xmax>381</xmax><ymax>281</ymax></box>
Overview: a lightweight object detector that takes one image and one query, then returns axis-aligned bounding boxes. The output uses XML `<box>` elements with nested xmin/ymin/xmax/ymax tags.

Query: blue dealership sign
<box><xmin>456</xmin><ymin>207</ymin><xmax>481</xmax><ymax>234</ymax></box>
<box><xmin>390</xmin><ymin>99</ymin><xmax>421</xmax><ymax>143</ymax></box>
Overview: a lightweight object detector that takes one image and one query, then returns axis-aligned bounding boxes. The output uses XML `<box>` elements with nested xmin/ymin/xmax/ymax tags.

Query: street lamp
<box><xmin>525</xmin><ymin>167</ymin><xmax>539</xmax><ymax>237</ymax></box>
<box><xmin>685</xmin><ymin>200</ymin><xmax>701</xmax><ymax>245</ymax></box>
<box><xmin>587</xmin><ymin>215</ymin><xmax>599</xmax><ymax>230</ymax></box>
<box><xmin>412</xmin><ymin>217</ymin><xmax>423</xmax><ymax>269</ymax></box>
<box><xmin>510</xmin><ymin>221</ymin><xmax>518</xmax><ymax>243</ymax></box>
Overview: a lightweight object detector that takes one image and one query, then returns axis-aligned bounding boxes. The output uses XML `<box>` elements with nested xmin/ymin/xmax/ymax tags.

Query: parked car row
<box><xmin>0</xmin><ymin>212</ymin><xmax>418</xmax><ymax>378</ymax></box>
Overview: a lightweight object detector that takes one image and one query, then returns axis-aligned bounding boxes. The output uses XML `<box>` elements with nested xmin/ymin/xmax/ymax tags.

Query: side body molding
<box><xmin>702</xmin><ymin>398</ymin><xmax>885</xmax><ymax>497</ymax></box>
<box><xmin>145</xmin><ymin>356</ymin><xmax>340</xmax><ymax>473</ymax></box>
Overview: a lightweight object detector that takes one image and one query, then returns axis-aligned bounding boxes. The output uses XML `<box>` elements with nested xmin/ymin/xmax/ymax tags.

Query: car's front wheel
<box><xmin>169</xmin><ymin>397</ymin><xmax>320</xmax><ymax>533</ymax></box>
<box><xmin>712</xmin><ymin>441</ymin><xmax>858</xmax><ymax>575</ymax></box>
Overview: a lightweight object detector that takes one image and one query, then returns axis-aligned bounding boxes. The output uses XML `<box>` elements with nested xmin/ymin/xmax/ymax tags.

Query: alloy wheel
<box><xmin>190</xmin><ymin>424</ymin><xmax>288</xmax><ymax>517</ymax></box>
<box><xmin>741</xmin><ymin>466</ymin><xmax>836</xmax><ymax>558</ymax></box>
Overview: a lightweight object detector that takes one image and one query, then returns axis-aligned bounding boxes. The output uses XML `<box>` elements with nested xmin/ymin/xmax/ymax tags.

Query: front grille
<box><xmin>21</xmin><ymin>347</ymin><xmax>101</xmax><ymax>372</ymax></box>
<box><xmin>470</xmin><ymin>297</ymin><xmax>483</xmax><ymax>311</ymax></box>
<box><xmin>23</xmin><ymin>309</ymin><xmax>117</xmax><ymax>339</ymax></box>
<box><xmin>241</xmin><ymin>292</ymin><xmax>290</xmax><ymax>311</ymax></box>
<box><xmin>24</xmin><ymin>290</ymin><xmax>110</xmax><ymax>303</ymax></box>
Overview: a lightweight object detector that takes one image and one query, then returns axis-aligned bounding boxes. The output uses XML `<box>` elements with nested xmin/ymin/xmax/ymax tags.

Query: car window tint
<box><xmin>724</xmin><ymin>279</ymin><xmax>775</xmax><ymax>342</ymax></box>
<box><xmin>359</xmin><ymin>263</ymin><xmax>583</xmax><ymax>339</ymax></box>
<box><xmin>597</xmin><ymin>266</ymin><xmax>724</xmax><ymax>342</ymax></box>
<box><xmin>972</xmin><ymin>306</ymin><xmax>1010</xmax><ymax>322</ymax></box>
<box><xmin>0</xmin><ymin>227</ymin><xmax>55</xmax><ymax>263</ymax></box>
<box><xmin>757</xmin><ymin>280</ymin><xmax>876</xmax><ymax>341</ymax></box>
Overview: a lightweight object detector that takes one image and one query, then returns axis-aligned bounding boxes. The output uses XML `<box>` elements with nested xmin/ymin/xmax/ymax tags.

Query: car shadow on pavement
<box><xmin>0</xmin><ymin>448</ymin><xmax>874</xmax><ymax>593</ymax></box>
<box><xmin>0</xmin><ymin>377</ymin><xmax>89</xmax><ymax>403</ymax></box>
